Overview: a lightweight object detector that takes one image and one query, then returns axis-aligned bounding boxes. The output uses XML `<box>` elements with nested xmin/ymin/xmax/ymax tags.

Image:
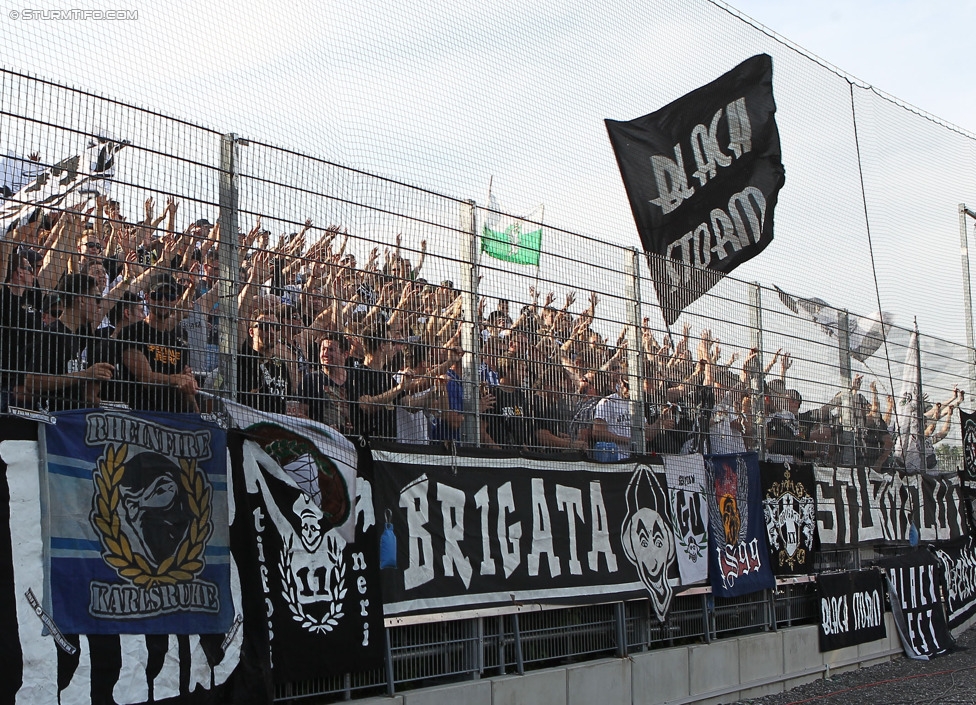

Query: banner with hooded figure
<box><xmin>372</xmin><ymin>450</ymin><xmax>681</xmax><ymax>622</ymax></box>
<box><xmin>43</xmin><ymin>410</ymin><xmax>232</xmax><ymax>635</ymax></box>
<box><xmin>228</xmin><ymin>412</ymin><xmax>385</xmax><ymax>685</ymax></box>
<box><xmin>761</xmin><ymin>461</ymin><xmax>816</xmax><ymax>575</ymax></box>
<box><xmin>4</xmin><ymin>418</ymin><xmax>246</xmax><ymax>705</ymax></box>
<box><xmin>605</xmin><ymin>54</ymin><xmax>785</xmax><ymax>325</ymax></box>
<box><xmin>705</xmin><ymin>453</ymin><xmax>775</xmax><ymax>598</ymax></box>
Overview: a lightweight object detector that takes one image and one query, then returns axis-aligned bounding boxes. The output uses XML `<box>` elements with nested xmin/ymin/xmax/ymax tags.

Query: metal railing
<box><xmin>270</xmin><ymin>580</ymin><xmax>826</xmax><ymax>702</ymax></box>
<box><xmin>0</xmin><ymin>48</ymin><xmax>968</xmax><ymax>704</ymax></box>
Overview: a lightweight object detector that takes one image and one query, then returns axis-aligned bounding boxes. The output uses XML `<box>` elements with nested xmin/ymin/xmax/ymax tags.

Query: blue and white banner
<box><xmin>43</xmin><ymin>410</ymin><xmax>232</xmax><ymax>635</ymax></box>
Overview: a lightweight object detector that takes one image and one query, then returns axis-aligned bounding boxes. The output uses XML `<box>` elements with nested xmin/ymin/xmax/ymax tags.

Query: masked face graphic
<box><xmin>621</xmin><ymin>466</ymin><xmax>676</xmax><ymax>622</ymax></box>
<box><xmin>116</xmin><ymin>452</ymin><xmax>192</xmax><ymax>567</ymax></box>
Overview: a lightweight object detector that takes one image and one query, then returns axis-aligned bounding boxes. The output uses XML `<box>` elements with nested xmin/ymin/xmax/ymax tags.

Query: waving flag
<box><xmin>606</xmin><ymin>54</ymin><xmax>785</xmax><ymax>324</ymax></box>
<box><xmin>481</xmin><ymin>192</ymin><xmax>543</xmax><ymax>266</ymax></box>
<box><xmin>0</xmin><ymin>136</ymin><xmax>127</xmax><ymax>235</ymax></box>
<box><xmin>774</xmin><ymin>285</ymin><xmax>892</xmax><ymax>362</ymax></box>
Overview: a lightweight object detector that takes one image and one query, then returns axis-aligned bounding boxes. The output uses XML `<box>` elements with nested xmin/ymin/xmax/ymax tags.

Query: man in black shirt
<box><xmin>299</xmin><ymin>332</ymin><xmax>351</xmax><ymax>430</ymax></box>
<box><xmin>483</xmin><ymin>356</ymin><xmax>534</xmax><ymax>449</ymax></box>
<box><xmin>25</xmin><ymin>274</ymin><xmax>115</xmax><ymax>411</ymax></box>
<box><xmin>347</xmin><ymin>324</ymin><xmax>409</xmax><ymax>440</ymax></box>
<box><xmin>90</xmin><ymin>292</ymin><xmax>145</xmax><ymax>406</ymax></box>
<box><xmin>117</xmin><ymin>281</ymin><xmax>198</xmax><ymax>412</ymax></box>
<box><xmin>238</xmin><ymin>314</ymin><xmax>291</xmax><ymax>415</ymax></box>
<box><xmin>0</xmin><ymin>251</ymin><xmax>42</xmax><ymax>411</ymax></box>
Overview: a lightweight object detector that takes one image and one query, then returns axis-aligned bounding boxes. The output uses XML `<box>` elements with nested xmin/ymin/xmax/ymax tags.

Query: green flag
<box><xmin>481</xmin><ymin>194</ymin><xmax>543</xmax><ymax>266</ymax></box>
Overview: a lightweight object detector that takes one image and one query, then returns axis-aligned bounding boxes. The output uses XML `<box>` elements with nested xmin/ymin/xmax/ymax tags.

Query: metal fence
<box><xmin>269</xmin><ymin>581</ymin><xmax>822</xmax><ymax>702</ymax></box>
<box><xmin>0</xmin><ymin>53</ymin><xmax>966</xmax><ymax>703</ymax></box>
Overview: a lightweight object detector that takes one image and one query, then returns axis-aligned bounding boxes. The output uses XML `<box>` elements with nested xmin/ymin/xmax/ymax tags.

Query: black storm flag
<box><xmin>228</xmin><ymin>429</ymin><xmax>385</xmax><ymax>692</ymax></box>
<box><xmin>817</xmin><ymin>570</ymin><xmax>887</xmax><ymax>652</ymax></box>
<box><xmin>605</xmin><ymin>54</ymin><xmax>785</xmax><ymax>325</ymax></box>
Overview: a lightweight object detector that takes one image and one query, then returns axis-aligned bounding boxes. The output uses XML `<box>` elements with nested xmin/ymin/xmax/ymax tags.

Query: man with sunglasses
<box><xmin>116</xmin><ymin>280</ymin><xmax>198</xmax><ymax>412</ymax></box>
<box><xmin>237</xmin><ymin>314</ymin><xmax>292</xmax><ymax>415</ymax></box>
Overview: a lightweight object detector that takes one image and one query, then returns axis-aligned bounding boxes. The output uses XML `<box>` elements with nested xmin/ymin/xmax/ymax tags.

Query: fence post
<box><xmin>473</xmin><ymin>616</ymin><xmax>484</xmax><ymax>679</ymax></box>
<box><xmin>960</xmin><ymin>203</ymin><xmax>976</xmax><ymax>398</ymax></box>
<box><xmin>837</xmin><ymin>310</ymin><xmax>856</xmax><ymax>465</ymax></box>
<box><xmin>837</xmin><ymin>309</ymin><xmax>852</xmax><ymax>384</ymax></box>
<box><xmin>626</xmin><ymin>249</ymin><xmax>645</xmax><ymax>454</ymax></box>
<box><xmin>615</xmin><ymin>601</ymin><xmax>627</xmax><ymax>657</ymax></box>
<box><xmin>460</xmin><ymin>200</ymin><xmax>481</xmax><ymax>446</ymax></box>
<box><xmin>512</xmin><ymin>613</ymin><xmax>524</xmax><ymax>675</ymax></box>
<box><xmin>384</xmin><ymin>628</ymin><xmax>396</xmax><ymax>695</ymax></box>
<box><xmin>217</xmin><ymin>134</ymin><xmax>242</xmax><ymax>401</ymax></box>
<box><xmin>748</xmin><ymin>283</ymin><xmax>766</xmax><ymax>458</ymax></box>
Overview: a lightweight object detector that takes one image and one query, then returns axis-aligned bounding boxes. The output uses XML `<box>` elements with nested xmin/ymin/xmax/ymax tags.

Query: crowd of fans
<box><xmin>0</xmin><ymin>195</ymin><xmax>963</xmax><ymax>472</ymax></box>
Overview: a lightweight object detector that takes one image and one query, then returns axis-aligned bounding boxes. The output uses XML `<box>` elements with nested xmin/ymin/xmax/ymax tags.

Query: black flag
<box><xmin>606</xmin><ymin>54</ymin><xmax>785</xmax><ymax>324</ymax></box>
<box><xmin>961</xmin><ymin>408</ymin><xmax>976</xmax><ymax>481</ymax></box>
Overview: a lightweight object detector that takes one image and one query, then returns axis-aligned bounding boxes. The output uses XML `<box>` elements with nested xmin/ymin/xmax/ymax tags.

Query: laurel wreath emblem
<box><xmin>279</xmin><ymin>533</ymin><xmax>346</xmax><ymax>633</ymax></box>
<box><xmin>91</xmin><ymin>443</ymin><xmax>213</xmax><ymax>590</ymax></box>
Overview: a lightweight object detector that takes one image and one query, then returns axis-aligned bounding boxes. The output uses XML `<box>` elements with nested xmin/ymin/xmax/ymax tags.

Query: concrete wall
<box><xmin>384</xmin><ymin>614</ymin><xmax>903</xmax><ymax>705</ymax></box>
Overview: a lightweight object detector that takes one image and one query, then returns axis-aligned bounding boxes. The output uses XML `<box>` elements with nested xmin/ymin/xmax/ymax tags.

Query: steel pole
<box><xmin>960</xmin><ymin>204</ymin><xmax>976</xmax><ymax>398</ymax></box>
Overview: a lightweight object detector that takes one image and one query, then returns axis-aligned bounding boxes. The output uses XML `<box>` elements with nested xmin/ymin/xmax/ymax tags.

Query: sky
<box><xmin>1</xmin><ymin>0</ymin><xmax>974</xmax><ymax>352</ymax></box>
<box><xmin>725</xmin><ymin>0</ymin><xmax>976</xmax><ymax>131</ymax></box>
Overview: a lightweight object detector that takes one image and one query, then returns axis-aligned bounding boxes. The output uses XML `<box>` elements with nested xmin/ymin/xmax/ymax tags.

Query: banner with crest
<box><xmin>42</xmin><ymin>410</ymin><xmax>232</xmax><ymax>635</ymax></box>
<box><xmin>227</xmin><ymin>414</ymin><xmax>384</xmax><ymax>684</ymax></box>
<box><xmin>760</xmin><ymin>461</ymin><xmax>816</xmax><ymax>575</ymax></box>
<box><xmin>705</xmin><ymin>453</ymin><xmax>775</xmax><ymax>598</ymax></box>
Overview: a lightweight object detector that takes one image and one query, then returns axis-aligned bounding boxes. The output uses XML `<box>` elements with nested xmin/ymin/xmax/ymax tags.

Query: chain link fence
<box><xmin>1</xmin><ymin>2</ymin><xmax>973</xmax><ymax>695</ymax></box>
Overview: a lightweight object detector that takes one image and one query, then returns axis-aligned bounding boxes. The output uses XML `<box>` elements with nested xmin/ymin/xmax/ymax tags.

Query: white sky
<box><xmin>724</xmin><ymin>0</ymin><xmax>976</xmax><ymax>132</ymax></box>
<box><xmin>1</xmin><ymin>0</ymin><xmax>975</xmax><ymax>350</ymax></box>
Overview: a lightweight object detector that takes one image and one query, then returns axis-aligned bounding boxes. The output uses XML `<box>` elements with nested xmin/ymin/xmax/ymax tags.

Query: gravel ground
<box><xmin>732</xmin><ymin>627</ymin><xmax>976</xmax><ymax>705</ymax></box>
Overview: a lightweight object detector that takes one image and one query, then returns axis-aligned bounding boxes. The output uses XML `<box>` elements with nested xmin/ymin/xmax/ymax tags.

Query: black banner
<box><xmin>372</xmin><ymin>451</ymin><xmax>683</xmax><ymax>621</ymax></box>
<box><xmin>881</xmin><ymin>550</ymin><xmax>953</xmax><ymax>660</ymax></box>
<box><xmin>815</xmin><ymin>466</ymin><xmax>967</xmax><ymax>546</ymax></box>
<box><xmin>229</xmin><ymin>430</ymin><xmax>385</xmax><ymax>687</ymax></box>
<box><xmin>605</xmin><ymin>54</ymin><xmax>785</xmax><ymax>324</ymax></box>
<box><xmin>961</xmin><ymin>409</ymin><xmax>976</xmax><ymax>482</ymax></box>
<box><xmin>760</xmin><ymin>461</ymin><xmax>816</xmax><ymax>575</ymax></box>
<box><xmin>705</xmin><ymin>453</ymin><xmax>776</xmax><ymax>598</ymax></box>
<box><xmin>931</xmin><ymin>537</ymin><xmax>976</xmax><ymax>630</ymax></box>
<box><xmin>816</xmin><ymin>570</ymin><xmax>886</xmax><ymax>652</ymax></box>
